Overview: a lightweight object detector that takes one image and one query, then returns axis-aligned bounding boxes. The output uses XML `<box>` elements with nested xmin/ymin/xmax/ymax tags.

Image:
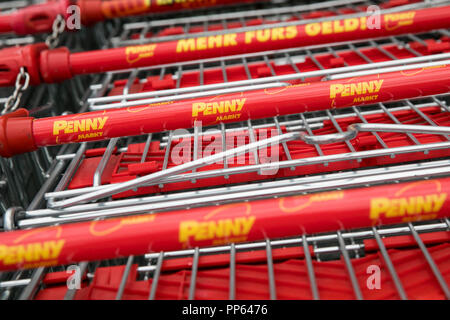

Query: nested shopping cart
<box><xmin>0</xmin><ymin>0</ymin><xmax>449</xmax><ymax>300</ymax></box>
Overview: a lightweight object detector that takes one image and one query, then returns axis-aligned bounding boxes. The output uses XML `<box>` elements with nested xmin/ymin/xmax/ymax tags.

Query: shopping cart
<box><xmin>0</xmin><ymin>0</ymin><xmax>449</xmax><ymax>300</ymax></box>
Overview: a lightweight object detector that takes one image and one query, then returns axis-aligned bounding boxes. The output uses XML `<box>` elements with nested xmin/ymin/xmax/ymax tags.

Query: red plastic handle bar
<box><xmin>48</xmin><ymin>5</ymin><xmax>450</xmax><ymax>82</ymax></box>
<box><xmin>1</xmin><ymin>64</ymin><xmax>450</xmax><ymax>158</ymax></box>
<box><xmin>0</xmin><ymin>176</ymin><xmax>448</xmax><ymax>271</ymax></box>
<box><xmin>78</xmin><ymin>0</ymin><xmax>266</xmax><ymax>25</ymax></box>
<box><xmin>0</xmin><ymin>0</ymin><xmax>264</xmax><ymax>35</ymax></box>
<box><xmin>1</xmin><ymin>5</ymin><xmax>450</xmax><ymax>86</ymax></box>
<box><xmin>0</xmin><ymin>0</ymin><xmax>70</xmax><ymax>35</ymax></box>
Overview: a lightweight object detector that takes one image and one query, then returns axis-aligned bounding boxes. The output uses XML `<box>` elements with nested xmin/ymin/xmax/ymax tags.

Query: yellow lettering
<box><xmin>197</xmin><ymin>37</ymin><xmax>207</xmax><ymax>50</ymax></box>
<box><xmin>330</xmin><ymin>84</ymin><xmax>344</xmax><ymax>99</ymax></box>
<box><xmin>344</xmin><ymin>18</ymin><xmax>359</xmax><ymax>32</ymax></box>
<box><xmin>192</xmin><ymin>102</ymin><xmax>206</xmax><ymax>117</ymax></box>
<box><xmin>179</xmin><ymin>221</ymin><xmax>199</xmax><ymax>242</ymax></box>
<box><xmin>305</xmin><ymin>23</ymin><xmax>321</xmax><ymax>36</ymax></box>
<box><xmin>285</xmin><ymin>26</ymin><xmax>298</xmax><ymax>39</ymax></box>
<box><xmin>370</xmin><ymin>198</ymin><xmax>390</xmax><ymax>219</ymax></box>
<box><xmin>322</xmin><ymin>21</ymin><xmax>332</xmax><ymax>35</ymax></box>
<box><xmin>256</xmin><ymin>29</ymin><xmax>270</xmax><ymax>42</ymax></box>
<box><xmin>74</xmin><ymin>120</ymin><xmax>85</xmax><ymax>133</ymax></box>
<box><xmin>208</xmin><ymin>35</ymin><xmax>222</xmax><ymax>49</ymax></box>
<box><xmin>245</xmin><ymin>31</ymin><xmax>255</xmax><ymax>44</ymax></box>
<box><xmin>236</xmin><ymin>98</ymin><xmax>246</xmax><ymax>111</ymax></box>
<box><xmin>176</xmin><ymin>38</ymin><xmax>196</xmax><ymax>53</ymax></box>
<box><xmin>240</xmin><ymin>216</ymin><xmax>255</xmax><ymax>234</ymax></box>
<box><xmin>271</xmin><ymin>27</ymin><xmax>285</xmax><ymax>41</ymax></box>
<box><xmin>432</xmin><ymin>193</ymin><xmax>447</xmax><ymax>212</ymax></box>
<box><xmin>224</xmin><ymin>34</ymin><xmax>237</xmax><ymax>47</ymax></box>
<box><xmin>333</xmin><ymin>20</ymin><xmax>345</xmax><ymax>33</ymax></box>
<box><xmin>53</xmin><ymin>121</ymin><xmax>67</xmax><ymax>135</ymax></box>
<box><xmin>98</xmin><ymin>117</ymin><xmax>108</xmax><ymax>130</ymax></box>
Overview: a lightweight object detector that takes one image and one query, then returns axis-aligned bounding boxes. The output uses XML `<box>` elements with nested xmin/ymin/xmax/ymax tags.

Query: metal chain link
<box><xmin>45</xmin><ymin>14</ymin><xmax>66</xmax><ymax>49</ymax></box>
<box><xmin>2</xmin><ymin>68</ymin><xmax>30</xmax><ymax>115</ymax></box>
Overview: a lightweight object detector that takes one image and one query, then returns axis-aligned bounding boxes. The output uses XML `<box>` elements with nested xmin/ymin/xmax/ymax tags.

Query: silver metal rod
<box><xmin>229</xmin><ymin>243</ymin><xmax>236</xmax><ymax>300</ymax></box>
<box><xmin>337</xmin><ymin>231</ymin><xmax>363</xmax><ymax>300</ymax></box>
<box><xmin>142</xmin><ymin>221</ymin><xmax>448</xmax><ymax>260</ymax></box>
<box><xmin>408</xmin><ymin>223</ymin><xmax>450</xmax><ymax>299</ymax></box>
<box><xmin>89</xmin><ymin>82</ymin><xmax>287</xmax><ymax>110</ymax></box>
<box><xmin>149</xmin><ymin>252</ymin><xmax>164</xmax><ymax>300</ymax></box>
<box><xmin>329</xmin><ymin>59</ymin><xmax>450</xmax><ymax>80</ymax></box>
<box><xmin>300</xmin><ymin>123</ymin><xmax>450</xmax><ymax>145</ymax></box>
<box><xmin>266</xmin><ymin>240</ymin><xmax>277</xmax><ymax>300</ymax></box>
<box><xmin>93</xmin><ymin>138</ymin><xmax>119</xmax><ymax>187</ymax></box>
<box><xmin>0</xmin><ymin>279</ymin><xmax>31</xmax><ymax>289</ymax></box>
<box><xmin>29</xmin><ymin>159</ymin><xmax>450</xmax><ymax>218</ymax></box>
<box><xmin>371</xmin><ymin>227</ymin><xmax>408</xmax><ymax>300</ymax></box>
<box><xmin>49</xmin><ymin>132</ymin><xmax>300</xmax><ymax>208</ymax></box>
<box><xmin>116</xmin><ymin>256</ymin><xmax>134</xmax><ymax>300</ymax></box>
<box><xmin>18</xmin><ymin>267</ymin><xmax>46</xmax><ymax>300</ymax></box>
<box><xmin>21</xmin><ymin>161</ymin><xmax>450</xmax><ymax>228</ymax></box>
<box><xmin>302</xmin><ymin>235</ymin><xmax>319</xmax><ymax>300</ymax></box>
<box><xmin>188</xmin><ymin>248</ymin><xmax>200</xmax><ymax>300</ymax></box>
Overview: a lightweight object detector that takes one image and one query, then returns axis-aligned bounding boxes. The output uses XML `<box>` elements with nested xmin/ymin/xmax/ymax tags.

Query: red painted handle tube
<box><xmin>2</xmin><ymin>5</ymin><xmax>450</xmax><ymax>86</ymax></box>
<box><xmin>0</xmin><ymin>0</ymin><xmax>70</xmax><ymax>35</ymax></box>
<box><xmin>61</xmin><ymin>5</ymin><xmax>450</xmax><ymax>80</ymax></box>
<box><xmin>0</xmin><ymin>0</ymin><xmax>264</xmax><ymax>35</ymax></box>
<box><xmin>79</xmin><ymin>0</ymin><xmax>266</xmax><ymax>25</ymax></box>
<box><xmin>1</xmin><ymin>64</ymin><xmax>450</xmax><ymax>157</ymax></box>
<box><xmin>0</xmin><ymin>177</ymin><xmax>448</xmax><ymax>271</ymax></box>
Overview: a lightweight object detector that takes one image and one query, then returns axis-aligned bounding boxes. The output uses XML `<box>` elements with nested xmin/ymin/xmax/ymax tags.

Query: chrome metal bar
<box><xmin>93</xmin><ymin>138</ymin><xmax>119</xmax><ymax>187</ymax></box>
<box><xmin>148</xmin><ymin>252</ymin><xmax>164</xmax><ymax>300</ymax></box>
<box><xmin>299</xmin><ymin>123</ymin><xmax>450</xmax><ymax>145</ymax></box>
<box><xmin>42</xmin><ymin>139</ymin><xmax>450</xmax><ymax>206</ymax></box>
<box><xmin>89</xmin><ymin>82</ymin><xmax>287</xmax><ymax>110</ymax></box>
<box><xmin>116</xmin><ymin>256</ymin><xmax>134</xmax><ymax>300</ymax></box>
<box><xmin>0</xmin><ymin>279</ymin><xmax>30</xmax><ymax>289</ymax></box>
<box><xmin>53</xmin><ymin>143</ymin><xmax>86</xmax><ymax>193</ymax></box>
<box><xmin>379</xmin><ymin>103</ymin><xmax>422</xmax><ymax>148</ymax></box>
<box><xmin>371</xmin><ymin>227</ymin><xmax>408</xmax><ymax>300</ymax></box>
<box><xmin>141</xmin><ymin>134</ymin><xmax>153</xmax><ymax>163</ymax></box>
<box><xmin>49</xmin><ymin>132</ymin><xmax>301</xmax><ymax>208</ymax></box>
<box><xmin>31</xmin><ymin>159</ymin><xmax>450</xmax><ymax>219</ymax></box>
<box><xmin>302</xmin><ymin>235</ymin><xmax>319</xmax><ymax>300</ymax></box>
<box><xmin>408</xmin><ymin>223</ymin><xmax>450</xmax><ymax>299</ymax></box>
<box><xmin>188</xmin><ymin>248</ymin><xmax>200</xmax><ymax>300</ymax></box>
<box><xmin>329</xmin><ymin>59</ymin><xmax>450</xmax><ymax>80</ymax></box>
<box><xmin>337</xmin><ymin>231</ymin><xmax>363</xmax><ymax>300</ymax></box>
<box><xmin>229</xmin><ymin>243</ymin><xmax>236</xmax><ymax>300</ymax></box>
<box><xmin>266</xmin><ymin>240</ymin><xmax>277</xmax><ymax>300</ymax></box>
<box><xmin>142</xmin><ymin>221</ymin><xmax>448</xmax><ymax>260</ymax></box>
<box><xmin>18</xmin><ymin>267</ymin><xmax>45</xmax><ymax>300</ymax></box>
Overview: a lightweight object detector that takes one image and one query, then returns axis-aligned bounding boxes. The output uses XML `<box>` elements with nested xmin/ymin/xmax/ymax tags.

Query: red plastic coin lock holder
<box><xmin>5</xmin><ymin>0</ymin><xmax>70</xmax><ymax>35</ymax></box>
<box><xmin>0</xmin><ymin>43</ymin><xmax>48</xmax><ymax>87</ymax></box>
<box><xmin>0</xmin><ymin>109</ymin><xmax>37</xmax><ymax>158</ymax></box>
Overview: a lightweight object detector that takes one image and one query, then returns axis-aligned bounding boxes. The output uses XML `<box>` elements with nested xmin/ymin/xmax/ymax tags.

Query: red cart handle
<box><xmin>0</xmin><ymin>0</ymin><xmax>70</xmax><ymax>35</ymax></box>
<box><xmin>0</xmin><ymin>176</ymin><xmax>449</xmax><ymax>271</ymax></box>
<box><xmin>0</xmin><ymin>0</ymin><xmax>264</xmax><ymax>35</ymax></box>
<box><xmin>2</xmin><ymin>4</ymin><xmax>450</xmax><ymax>86</ymax></box>
<box><xmin>1</xmin><ymin>64</ymin><xmax>450</xmax><ymax>158</ymax></box>
<box><xmin>78</xmin><ymin>0</ymin><xmax>266</xmax><ymax>25</ymax></box>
